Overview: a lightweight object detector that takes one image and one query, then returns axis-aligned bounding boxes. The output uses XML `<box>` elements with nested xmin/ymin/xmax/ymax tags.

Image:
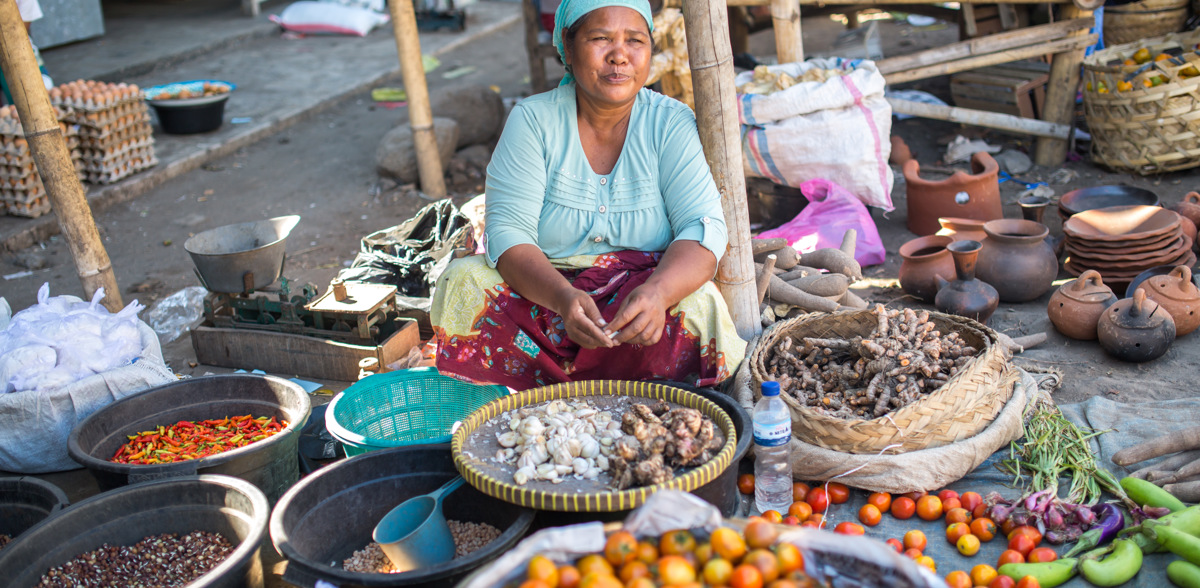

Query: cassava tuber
<box><xmin>765</xmin><ymin>274</ymin><xmax>839</xmax><ymax>313</ymax></box>
<box><xmin>751</xmin><ymin>238</ymin><xmax>787</xmax><ymax>255</ymax></box>
<box><xmin>801</xmin><ymin>247</ymin><xmax>862</xmax><ymax>280</ymax></box>
<box><xmin>839</xmin><ymin>290</ymin><xmax>869</xmax><ymax>310</ymax></box>
<box><xmin>757</xmin><ymin>254</ymin><xmax>777</xmax><ymax>304</ymax></box>
<box><xmin>755</xmin><ymin>246</ymin><xmax>799</xmax><ymax>270</ymax></box>
<box><xmin>777</xmin><ymin>266</ymin><xmax>824</xmax><ymax>281</ymax></box>
<box><xmin>787</xmin><ymin>273</ymin><xmax>851</xmax><ymax>298</ymax></box>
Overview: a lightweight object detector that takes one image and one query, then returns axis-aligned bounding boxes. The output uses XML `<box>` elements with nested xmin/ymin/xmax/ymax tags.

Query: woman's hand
<box><xmin>605</xmin><ymin>284</ymin><xmax>668</xmax><ymax>346</ymax></box>
<box><xmin>555</xmin><ymin>287</ymin><xmax>617</xmax><ymax>349</ymax></box>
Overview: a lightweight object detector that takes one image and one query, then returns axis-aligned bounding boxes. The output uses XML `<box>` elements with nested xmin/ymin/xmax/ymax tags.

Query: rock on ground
<box><xmin>431</xmin><ymin>85</ymin><xmax>504</xmax><ymax>148</ymax></box>
<box><xmin>376</xmin><ymin>117</ymin><xmax>460</xmax><ymax>184</ymax></box>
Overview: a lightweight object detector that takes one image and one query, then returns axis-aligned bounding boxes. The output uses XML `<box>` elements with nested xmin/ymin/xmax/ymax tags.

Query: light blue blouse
<box><xmin>483</xmin><ymin>84</ymin><xmax>729</xmax><ymax>267</ymax></box>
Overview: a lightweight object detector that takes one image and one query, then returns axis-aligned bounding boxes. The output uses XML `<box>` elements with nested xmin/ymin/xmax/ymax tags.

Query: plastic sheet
<box><xmin>145</xmin><ymin>286</ymin><xmax>207</xmax><ymax>344</ymax></box>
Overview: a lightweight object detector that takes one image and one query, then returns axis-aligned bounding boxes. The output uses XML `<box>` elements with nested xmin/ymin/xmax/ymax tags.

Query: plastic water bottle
<box><xmin>753</xmin><ymin>381</ymin><xmax>793</xmax><ymax>514</ymax></box>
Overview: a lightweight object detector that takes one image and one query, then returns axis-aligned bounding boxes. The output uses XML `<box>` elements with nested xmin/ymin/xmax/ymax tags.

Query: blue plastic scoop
<box><xmin>373</xmin><ymin>476</ymin><xmax>466</xmax><ymax>572</ymax></box>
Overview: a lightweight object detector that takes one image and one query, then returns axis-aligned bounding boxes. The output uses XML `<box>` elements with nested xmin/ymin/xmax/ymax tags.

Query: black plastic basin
<box><xmin>0</xmin><ymin>477</ymin><xmax>69</xmax><ymax>541</ymax></box>
<box><xmin>68</xmin><ymin>374</ymin><xmax>312</xmax><ymax>504</ymax></box>
<box><xmin>271</xmin><ymin>443</ymin><xmax>536</xmax><ymax>588</ymax></box>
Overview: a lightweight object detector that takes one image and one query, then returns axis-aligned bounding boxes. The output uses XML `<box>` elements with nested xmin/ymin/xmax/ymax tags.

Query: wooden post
<box><xmin>682</xmin><ymin>0</ymin><xmax>760</xmax><ymax>340</ymax></box>
<box><xmin>770</xmin><ymin>0</ymin><xmax>803</xmax><ymax>63</ymax></box>
<box><xmin>0</xmin><ymin>3</ymin><xmax>122</xmax><ymax>312</ymax></box>
<box><xmin>389</xmin><ymin>0</ymin><xmax>447</xmax><ymax>198</ymax></box>
<box><xmin>523</xmin><ymin>0</ymin><xmax>549</xmax><ymax>94</ymax></box>
<box><xmin>1035</xmin><ymin>5</ymin><xmax>1091</xmax><ymax>167</ymax></box>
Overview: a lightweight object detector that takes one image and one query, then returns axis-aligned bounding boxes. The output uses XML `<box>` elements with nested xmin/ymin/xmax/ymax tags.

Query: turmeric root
<box><xmin>754</xmin><ymin>246</ymin><xmax>799</xmax><ymax>270</ymax></box>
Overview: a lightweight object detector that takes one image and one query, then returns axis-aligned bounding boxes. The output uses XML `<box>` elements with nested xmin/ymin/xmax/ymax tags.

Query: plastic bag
<box><xmin>338</xmin><ymin>199</ymin><xmax>474</xmax><ymax>307</ymax></box>
<box><xmin>756</xmin><ymin>179</ymin><xmax>886</xmax><ymax>267</ymax></box>
<box><xmin>269</xmin><ymin>1</ymin><xmax>390</xmax><ymax>36</ymax></box>
<box><xmin>145</xmin><ymin>286</ymin><xmax>207</xmax><ymax>344</ymax></box>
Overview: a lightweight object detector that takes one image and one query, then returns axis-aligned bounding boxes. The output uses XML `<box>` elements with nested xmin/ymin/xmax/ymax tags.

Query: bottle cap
<box><xmin>761</xmin><ymin>381</ymin><xmax>780</xmax><ymax>396</ymax></box>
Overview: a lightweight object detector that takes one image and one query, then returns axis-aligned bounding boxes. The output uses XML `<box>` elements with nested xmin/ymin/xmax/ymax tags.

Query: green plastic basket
<box><xmin>325</xmin><ymin>367</ymin><xmax>509</xmax><ymax>456</ymax></box>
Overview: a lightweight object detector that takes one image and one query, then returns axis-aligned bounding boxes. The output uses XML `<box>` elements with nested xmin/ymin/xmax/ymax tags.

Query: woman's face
<box><xmin>565</xmin><ymin>7</ymin><xmax>652</xmax><ymax>109</ymax></box>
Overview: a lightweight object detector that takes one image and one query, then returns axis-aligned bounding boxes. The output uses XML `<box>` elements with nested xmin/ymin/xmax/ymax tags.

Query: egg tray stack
<box><xmin>50</xmin><ymin>80</ymin><xmax>157</xmax><ymax>186</ymax></box>
<box><xmin>0</xmin><ymin>106</ymin><xmax>82</xmax><ymax>218</ymax></box>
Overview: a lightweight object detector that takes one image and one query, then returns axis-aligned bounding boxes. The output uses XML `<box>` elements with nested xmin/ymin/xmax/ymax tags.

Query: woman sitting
<box><xmin>430</xmin><ymin>0</ymin><xmax>745</xmax><ymax>390</ymax></box>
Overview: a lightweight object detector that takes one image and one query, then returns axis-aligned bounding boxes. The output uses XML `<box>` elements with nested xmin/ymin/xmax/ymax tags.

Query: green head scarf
<box><xmin>553</xmin><ymin>0</ymin><xmax>654</xmax><ymax>87</ymax></box>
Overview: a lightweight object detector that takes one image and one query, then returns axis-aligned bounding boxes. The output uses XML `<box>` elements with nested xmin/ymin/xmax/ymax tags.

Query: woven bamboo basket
<box><xmin>1103</xmin><ymin>0</ymin><xmax>1189</xmax><ymax>47</ymax></box>
<box><xmin>749</xmin><ymin>310</ymin><xmax>1017</xmax><ymax>455</ymax></box>
<box><xmin>1083</xmin><ymin>28</ymin><xmax>1200</xmax><ymax>174</ymax></box>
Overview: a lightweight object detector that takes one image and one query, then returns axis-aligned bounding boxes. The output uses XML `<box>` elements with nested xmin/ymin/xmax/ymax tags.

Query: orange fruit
<box><xmin>775</xmin><ymin>543</ymin><xmax>804</xmax><ymax>573</ymax></box>
<box><xmin>731</xmin><ymin>564</ymin><xmax>764</xmax><ymax>588</ymax></box>
<box><xmin>1156</xmin><ymin>53</ymin><xmax>1172</xmax><ymax>61</ymax></box>
<box><xmin>744</xmin><ymin>549</ymin><xmax>781</xmax><ymax>583</ymax></box>
<box><xmin>904</xmin><ymin>529</ymin><xmax>927</xmax><ymax>552</ymax></box>
<box><xmin>945</xmin><ymin>570</ymin><xmax>973</xmax><ymax>588</ymax></box>
<box><xmin>957</xmin><ymin>534</ymin><xmax>981</xmax><ymax>557</ymax></box>
<box><xmin>577</xmin><ymin>554</ymin><xmax>615</xmax><ymax>578</ymax></box>
<box><xmin>703</xmin><ymin>558</ymin><xmax>734</xmax><ymax>586</ymax></box>
<box><xmin>787</xmin><ymin>501</ymin><xmax>813</xmax><ymax>522</ymax></box>
<box><xmin>660</xmin><ymin>530</ymin><xmax>697</xmax><ymax>556</ymax></box>
<box><xmin>867</xmin><ymin>492</ymin><xmax>892</xmax><ymax>513</ymax></box>
<box><xmin>529</xmin><ymin>555</ymin><xmax>561</xmax><ymax>588</ymax></box>
<box><xmin>858</xmin><ymin>504</ymin><xmax>882</xmax><ymax>527</ymax></box>
<box><xmin>916</xmin><ymin>495</ymin><xmax>944</xmax><ymax>521</ymax></box>
<box><xmin>560</xmin><ymin>566</ymin><xmax>582</xmax><ymax>588</ymax></box>
<box><xmin>711</xmin><ymin>527</ymin><xmax>748</xmax><ymax>561</ymax></box>
<box><xmin>606</xmin><ymin>531</ymin><xmax>638</xmax><ymax>566</ymax></box>
<box><xmin>744</xmin><ymin>520</ymin><xmax>779</xmax><ymax>550</ymax></box>
<box><xmin>658</xmin><ymin>555</ymin><xmax>697</xmax><ymax>586</ymax></box>
<box><xmin>971</xmin><ymin>564</ymin><xmax>998</xmax><ymax>586</ymax></box>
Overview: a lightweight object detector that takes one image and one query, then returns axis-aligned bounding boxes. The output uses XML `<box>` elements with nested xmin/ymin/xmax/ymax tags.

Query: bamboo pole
<box><xmin>770</xmin><ymin>0</ymin><xmax>803</xmax><ymax>63</ymax></box>
<box><xmin>886</xmin><ymin>98</ymin><xmax>1072</xmax><ymax>139</ymax></box>
<box><xmin>881</xmin><ymin>33</ymin><xmax>1095</xmax><ymax>84</ymax></box>
<box><xmin>682</xmin><ymin>0</ymin><xmax>759</xmax><ymax>340</ymax></box>
<box><xmin>0</xmin><ymin>2</ymin><xmax>122</xmax><ymax>312</ymax></box>
<box><xmin>1035</xmin><ymin>5</ymin><xmax>1091</xmax><ymax>167</ymax></box>
<box><xmin>389</xmin><ymin>0</ymin><xmax>447</xmax><ymax>198</ymax></box>
<box><xmin>875</xmin><ymin>18</ymin><xmax>1091</xmax><ymax>75</ymax></box>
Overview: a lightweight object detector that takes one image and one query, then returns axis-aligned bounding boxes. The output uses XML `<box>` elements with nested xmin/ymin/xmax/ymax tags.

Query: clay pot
<box><xmin>1097</xmin><ymin>288</ymin><xmax>1176</xmax><ymax>362</ymax></box>
<box><xmin>1047</xmin><ymin>270</ymin><xmax>1118</xmax><ymax>340</ymax></box>
<box><xmin>976</xmin><ymin>219</ymin><xmax>1059</xmax><ymax>303</ymax></box>
<box><xmin>904</xmin><ymin>152</ymin><xmax>1003</xmax><ymax>236</ymax></box>
<box><xmin>1142</xmin><ymin>265</ymin><xmax>1200</xmax><ymax>336</ymax></box>
<box><xmin>936</xmin><ymin>217</ymin><xmax>988</xmax><ymax>243</ymax></box>
<box><xmin>1172</xmin><ymin>192</ymin><xmax>1200</xmax><ymax>228</ymax></box>
<box><xmin>899</xmin><ymin>235</ymin><xmax>956</xmax><ymax>302</ymax></box>
<box><xmin>935</xmin><ymin>240</ymin><xmax>998</xmax><ymax>323</ymax></box>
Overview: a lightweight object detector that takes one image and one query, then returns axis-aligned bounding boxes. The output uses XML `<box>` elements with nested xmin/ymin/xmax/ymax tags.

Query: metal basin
<box><xmin>185</xmin><ymin>215</ymin><xmax>300</xmax><ymax>293</ymax></box>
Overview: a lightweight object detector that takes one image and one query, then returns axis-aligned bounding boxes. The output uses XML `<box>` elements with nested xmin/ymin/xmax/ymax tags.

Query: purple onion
<box><xmin>1046</xmin><ymin>507</ymin><xmax>1065</xmax><ymax>529</ymax></box>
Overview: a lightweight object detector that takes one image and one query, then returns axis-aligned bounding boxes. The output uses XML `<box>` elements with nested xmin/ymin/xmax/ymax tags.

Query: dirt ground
<box><xmin>2</xmin><ymin>13</ymin><xmax>1198</xmax><ymax>404</ymax></box>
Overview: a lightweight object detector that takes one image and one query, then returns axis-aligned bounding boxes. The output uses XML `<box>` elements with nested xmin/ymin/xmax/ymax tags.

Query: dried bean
<box><xmin>343</xmin><ymin>520</ymin><xmax>503</xmax><ymax>574</ymax></box>
<box><xmin>37</xmin><ymin>531</ymin><xmax>232</xmax><ymax>588</ymax></box>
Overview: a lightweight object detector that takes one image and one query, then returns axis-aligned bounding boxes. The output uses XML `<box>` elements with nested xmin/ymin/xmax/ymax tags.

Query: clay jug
<box><xmin>1097</xmin><ymin>288</ymin><xmax>1176</xmax><ymax>362</ymax></box>
<box><xmin>1047</xmin><ymin>270</ymin><xmax>1118</xmax><ymax>340</ymax></box>
<box><xmin>934</xmin><ymin>240</ymin><xmax>999</xmax><ymax>323</ymax></box>
<box><xmin>904</xmin><ymin>152</ymin><xmax>1003</xmax><ymax>236</ymax></box>
<box><xmin>936</xmin><ymin>217</ymin><xmax>988</xmax><ymax>243</ymax></box>
<box><xmin>899</xmin><ymin>235</ymin><xmax>956</xmax><ymax>302</ymax></box>
<box><xmin>976</xmin><ymin>219</ymin><xmax>1059</xmax><ymax>303</ymax></box>
<box><xmin>1142</xmin><ymin>265</ymin><xmax>1200</xmax><ymax>336</ymax></box>
<box><xmin>1172</xmin><ymin>192</ymin><xmax>1200</xmax><ymax>229</ymax></box>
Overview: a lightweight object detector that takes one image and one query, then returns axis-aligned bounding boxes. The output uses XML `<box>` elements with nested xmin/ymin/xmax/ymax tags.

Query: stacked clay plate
<box><xmin>1064</xmin><ymin>205</ymin><xmax>1196</xmax><ymax>285</ymax></box>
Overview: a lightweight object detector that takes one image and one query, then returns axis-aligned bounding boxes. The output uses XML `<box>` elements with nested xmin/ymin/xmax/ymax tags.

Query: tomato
<box><xmin>738</xmin><ymin>474</ymin><xmax>756</xmax><ymax>495</ymax></box>
<box><xmin>559</xmin><ymin>566</ymin><xmax>582</xmax><ymax>588</ymax></box>
<box><xmin>1015</xmin><ymin>576</ymin><xmax>1041</xmax><ymax>588</ymax></box>
<box><xmin>710</xmin><ymin>527</ymin><xmax>746</xmax><ymax>562</ymax></box>
<box><xmin>825</xmin><ymin>483</ymin><xmax>850</xmax><ymax>505</ymax></box>
<box><xmin>618</xmin><ymin>561</ymin><xmax>650</xmax><ymax>583</ymax></box>
<box><xmin>660</xmin><ymin>530</ymin><xmax>697</xmax><ymax>556</ymax></box>
<box><xmin>938</xmin><ymin>489</ymin><xmax>960</xmax><ymax>503</ymax></box>
<box><xmin>945</xmin><ymin>507</ymin><xmax>972</xmax><ymax>526</ymax></box>
<box><xmin>775</xmin><ymin>543</ymin><xmax>804</xmax><ymax>573</ymax></box>
<box><xmin>997</xmin><ymin>549</ymin><xmax>1025</xmax><ymax>567</ymax></box>
<box><xmin>833</xmin><ymin>522</ymin><xmax>865</xmax><ymax>536</ymax></box>
<box><xmin>762</xmin><ymin>510</ymin><xmax>784</xmax><ymax>524</ymax></box>
<box><xmin>867</xmin><ymin>492</ymin><xmax>892</xmax><ymax>513</ymax></box>
<box><xmin>946</xmin><ymin>523</ymin><xmax>971</xmax><ymax>545</ymax></box>
<box><xmin>577</xmin><ymin>555</ymin><xmax>615</xmax><ymax>578</ymax></box>
<box><xmin>989</xmin><ymin>577</ymin><xmax>1016</xmax><ymax>588</ymax></box>
<box><xmin>626</xmin><ymin>578</ymin><xmax>655</xmax><ymax>588</ymax></box>
<box><xmin>730</xmin><ymin>564</ymin><xmax>764</xmax><ymax>588</ymax></box>
<box><xmin>520</xmin><ymin>580</ymin><xmax>551</xmax><ymax>588</ymax></box>
<box><xmin>678</xmin><ymin>552</ymin><xmax>699</xmax><ymax>570</ymax></box>
<box><xmin>782</xmin><ymin>515</ymin><xmax>800</xmax><ymax>526</ymax></box>
<box><xmin>957</xmin><ymin>534</ymin><xmax>981</xmax><ymax>557</ymax></box>
<box><xmin>858</xmin><ymin>504</ymin><xmax>882</xmax><ymax>527</ymax></box>
<box><xmin>903</xmin><ymin>530</ymin><xmax>927</xmax><ymax>552</ymax></box>
<box><xmin>1027</xmin><ymin>547</ymin><xmax>1057</xmax><ymax>564</ymax></box>
<box><xmin>579</xmin><ymin>575</ymin><xmax>622</xmax><ymax>588</ymax></box>
<box><xmin>800</xmin><ymin>520</ymin><xmax>821</xmax><ymax>530</ymax></box>
<box><xmin>916</xmin><ymin>495</ymin><xmax>944</xmax><ymax>521</ymax></box>
<box><xmin>635</xmin><ymin>542</ymin><xmax>658</xmax><ymax>564</ymax></box>
<box><xmin>807</xmin><ymin>514</ymin><xmax>824</xmax><ymax>529</ymax></box>
<box><xmin>960</xmin><ymin>492</ymin><xmax>983</xmax><ymax>513</ymax></box>
<box><xmin>1000</xmin><ymin>519</ymin><xmax>1017</xmax><ymax>536</ymax></box>
<box><xmin>606</xmin><ymin>531</ymin><xmax>638</xmax><ymax>566</ymax></box>
<box><xmin>744</xmin><ymin>549</ymin><xmax>781</xmax><ymax>583</ymax></box>
<box><xmin>915</xmin><ymin>555</ymin><xmax>936</xmax><ymax>573</ymax></box>
<box><xmin>885</xmin><ymin>538</ymin><xmax>903</xmax><ymax>553</ymax></box>
<box><xmin>703</xmin><ymin>558</ymin><xmax>733</xmax><ymax>586</ymax></box>
<box><xmin>970</xmin><ymin>518</ymin><xmax>997</xmax><ymax>542</ymax></box>
<box><xmin>902</xmin><ymin>490</ymin><xmax>927</xmax><ymax>502</ymax></box>
<box><xmin>744</xmin><ymin>520</ymin><xmax>779</xmax><ymax>550</ymax></box>
<box><xmin>694</xmin><ymin>544</ymin><xmax>713</xmax><ymax>566</ymax></box>
<box><xmin>529</xmin><ymin>555</ymin><xmax>560</xmax><ymax>587</ymax></box>
<box><xmin>903</xmin><ymin>548</ymin><xmax>923</xmax><ymax>560</ymax></box>
<box><xmin>787</xmin><ymin>501</ymin><xmax>813</xmax><ymax>522</ymax></box>
<box><xmin>943</xmin><ymin>497</ymin><xmax>963</xmax><ymax>512</ymax></box>
<box><xmin>767</xmin><ymin>580</ymin><xmax>799</xmax><ymax>588</ymax></box>
<box><xmin>971</xmin><ymin>564</ymin><xmax>998</xmax><ymax>587</ymax></box>
<box><xmin>659</xmin><ymin>556</ymin><xmax>697</xmax><ymax>586</ymax></box>
<box><xmin>1008</xmin><ymin>534</ymin><xmax>1036</xmax><ymax>558</ymax></box>
<box><xmin>945</xmin><ymin>570</ymin><xmax>972</xmax><ymax>588</ymax></box>
<box><xmin>891</xmin><ymin>497</ymin><xmax>916</xmax><ymax>520</ymax></box>
<box><xmin>805</xmin><ymin>488</ymin><xmax>829</xmax><ymax>513</ymax></box>
<box><xmin>1008</xmin><ymin>526</ymin><xmax>1042</xmax><ymax>548</ymax></box>
<box><xmin>792</xmin><ymin>482</ymin><xmax>810</xmax><ymax>502</ymax></box>
<box><xmin>972</xmin><ymin>503</ymin><xmax>989</xmax><ymax>520</ymax></box>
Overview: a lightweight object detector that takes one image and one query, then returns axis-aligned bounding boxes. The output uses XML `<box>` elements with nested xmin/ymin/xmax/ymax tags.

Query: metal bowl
<box><xmin>1059</xmin><ymin>185</ymin><xmax>1159</xmax><ymax>220</ymax></box>
<box><xmin>184</xmin><ymin>215</ymin><xmax>300</xmax><ymax>293</ymax></box>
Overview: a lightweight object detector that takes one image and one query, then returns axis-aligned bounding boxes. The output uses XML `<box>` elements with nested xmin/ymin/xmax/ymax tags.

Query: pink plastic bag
<box><xmin>756</xmin><ymin>179</ymin><xmax>886</xmax><ymax>267</ymax></box>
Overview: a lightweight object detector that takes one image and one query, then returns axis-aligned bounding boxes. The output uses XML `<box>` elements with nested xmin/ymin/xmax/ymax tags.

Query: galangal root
<box><xmin>765</xmin><ymin>304</ymin><xmax>979</xmax><ymax>420</ymax></box>
<box><xmin>610</xmin><ymin>401</ymin><xmax>724</xmax><ymax>490</ymax></box>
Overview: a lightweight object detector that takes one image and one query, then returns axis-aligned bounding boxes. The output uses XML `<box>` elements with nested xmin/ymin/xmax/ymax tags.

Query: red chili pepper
<box><xmin>109</xmin><ymin>414</ymin><xmax>289</xmax><ymax>465</ymax></box>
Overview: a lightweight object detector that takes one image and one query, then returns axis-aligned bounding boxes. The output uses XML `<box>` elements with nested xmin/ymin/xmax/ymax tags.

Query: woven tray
<box><xmin>749</xmin><ymin>310</ymin><xmax>1017</xmax><ymax>455</ymax></box>
<box><xmin>451</xmin><ymin>380</ymin><xmax>738</xmax><ymax>512</ymax></box>
<box><xmin>1083</xmin><ymin>28</ymin><xmax>1200</xmax><ymax>174</ymax></box>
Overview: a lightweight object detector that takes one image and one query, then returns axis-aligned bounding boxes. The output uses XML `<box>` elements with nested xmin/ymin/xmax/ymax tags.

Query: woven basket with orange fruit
<box><xmin>1083</xmin><ymin>28</ymin><xmax>1200</xmax><ymax>174</ymax></box>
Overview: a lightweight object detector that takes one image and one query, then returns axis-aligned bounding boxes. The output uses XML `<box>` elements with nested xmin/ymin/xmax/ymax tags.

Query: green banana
<box><xmin>1150</xmin><ymin>525</ymin><xmax>1200</xmax><ymax>565</ymax></box>
<box><xmin>1168</xmin><ymin>560</ymin><xmax>1200</xmax><ymax>588</ymax></box>
<box><xmin>998</xmin><ymin>559</ymin><xmax>1078</xmax><ymax>588</ymax></box>
<box><xmin>1079</xmin><ymin>539</ymin><xmax>1142</xmax><ymax>586</ymax></box>
<box><xmin>1122</xmin><ymin>477</ymin><xmax>1188</xmax><ymax>512</ymax></box>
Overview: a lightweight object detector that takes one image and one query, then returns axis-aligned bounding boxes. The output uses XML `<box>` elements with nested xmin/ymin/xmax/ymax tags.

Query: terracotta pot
<box><xmin>935</xmin><ymin>240</ymin><xmax>998</xmax><ymax>323</ymax></box>
<box><xmin>1097</xmin><ymin>288</ymin><xmax>1176</xmax><ymax>362</ymax></box>
<box><xmin>936</xmin><ymin>217</ymin><xmax>988</xmax><ymax>243</ymax></box>
<box><xmin>976</xmin><ymin>219</ymin><xmax>1059</xmax><ymax>303</ymax></box>
<box><xmin>1047</xmin><ymin>269</ymin><xmax>1118</xmax><ymax>340</ymax></box>
<box><xmin>903</xmin><ymin>152</ymin><xmax>1003</xmax><ymax>236</ymax></box>
<box><xmin>1172</xmin><ymin>192</ymin><xmax>1200</xmax><ymax>228</ymax></box>
<box><xmin>1142</xmin><ymin>265</ymin><xmax>1200</xmax><ymax>336</ymax></box>
<box><xmin>1018</xmin><ymin>194</ymin><xmax>1052</xmax><ymax>225</ymax></box>
<box><xmin>898</xmin><ymin>235</ymin><xmax>956</xmax><ymax>302</ymax></box>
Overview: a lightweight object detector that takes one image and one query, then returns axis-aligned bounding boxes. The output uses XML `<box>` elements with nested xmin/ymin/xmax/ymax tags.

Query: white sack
<box><xmin>270</xmin><ymin>1</ymin><xmax>390</xmax><ymax>36</ymax></box>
